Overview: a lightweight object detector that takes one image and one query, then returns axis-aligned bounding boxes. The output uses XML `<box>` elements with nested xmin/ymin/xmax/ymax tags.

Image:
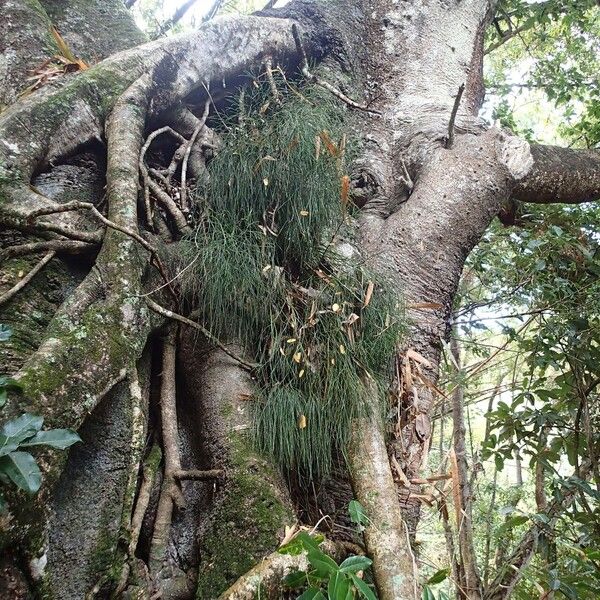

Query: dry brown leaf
<box><xmin>390</xmin><ymin>453</ymin><xmax>411</xmax><ymax>487</ymax></box>
<box><xmin>340</xmin><ymin>174</ymin><xmax>350</xmax><ymax>207</ymax></box>
<box><xmin>279</xmin><ymin>524</ymin><xmax>299</xmax><ymax>547</ymax></box>
<box><xmin>415</xmin><ymin>413</ymin><xmax>431</xmax><ymax>441</ymax></box>
<box><xmin>297</xmin><ymin>414</ymin><xmax>307</xmax><ymax>429</ymax></box>
<box><xmin>319</xmin><ymin>130</ymin><xmax>339</xmax><ymax>156</ymax></box>
<box><xmin>363</xmin><ymin>281</ymin><xmax>374</xmax><ymax>307</ymax></box>
<box><xmin>406</xmin><ymin>348</ymin><xmax>432</xmax><ymax>368</ymax></box>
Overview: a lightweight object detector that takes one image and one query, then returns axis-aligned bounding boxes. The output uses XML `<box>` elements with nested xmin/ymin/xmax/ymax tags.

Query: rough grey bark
<box><xmin>39</xmin><ymin>0</ymin><xmax>146</xmax><ymax>61</ymax></box>
<box><xmin>178</xmin><ymin>338</ymin><xmax>295</xmax><ymax>599</ymax></box>
<box><xmin>0</xmin><ymin>0</ymin><xmax>58</xmax><ymax>110</ymax></box>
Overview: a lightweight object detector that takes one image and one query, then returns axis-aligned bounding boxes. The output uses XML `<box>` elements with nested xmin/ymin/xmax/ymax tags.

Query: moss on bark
<box><xmin>196</xmin><ymin>433</ymin><xmax>295</xmax><ymax>599</ymax></box>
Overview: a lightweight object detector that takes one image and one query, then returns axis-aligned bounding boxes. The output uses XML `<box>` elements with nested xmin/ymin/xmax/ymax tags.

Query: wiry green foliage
<box><xmin>178</xmin><ymin>77</ymin><xmax>405</xmax><ymax>477</ymax></box>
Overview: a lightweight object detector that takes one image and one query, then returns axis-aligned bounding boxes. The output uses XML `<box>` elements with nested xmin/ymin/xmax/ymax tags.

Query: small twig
<box><xmin>446</xmin><ymin>83</ymin><xmax>465</xmax><ymax>149</ymax></box>
<box><xmin>0</xmin><ymin>251</ymin><xmax>55</xmax><ymax>306</ymax></box>
<box><xmin>146</xmin><ymin>299</ymin><xmax>258</xmax><ymax>371</ymax></box>
<box><xmin>181</xmin><ymin>98</ymin><xmax>210</xmax><ymax>211</ymax></box>
<box><xmin>173</xmin><ymin>469</ymin><xmax>224</xmax><ymax>480</ymax></box>
<box><xmin>291</xmin><ymin>24</ymin><xmax>380</xmax><ymax>115</ymax></box>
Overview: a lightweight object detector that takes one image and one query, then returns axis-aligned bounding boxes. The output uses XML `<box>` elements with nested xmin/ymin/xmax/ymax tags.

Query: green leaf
<box><xmin>328</xmin><ymin>571</ymin><xmax>351</xmax><ymax>600</ymax></box>
<box><xmin>339</xmin><ymin>555</ymin><xmax>372</xmax><ymax>574</ymax></box>
<box><xmin>307</xmin><ymin>548</ymin><xmax>338</xmax><ymax>577</ymax></box>
<box><xmin>0</xmin><ymin>376</ymin><xmax>23</xmax><ymax>393</ymax></box>
<box><xmin>0</xmin><ymin>414</ymin><xmax>44</xmax><ymax>456</ymax></box>
<box><xmin>21</xmin><ymin>429</ymin><xmax>81</xmax><ymax>450</ymax></box>
<box><xmin>298</xmin><ymin>588</ymin><xmax>326</xmax><ymax>600</ymax></box>
<box><xmin>282</xmin><ymin>570</ymin><xmax>307</xmax><ymax>589</ymax></box>
<box><xmin>0</xmin><ymin>324</ymin><xmax>12</xmax><ymax>342</ymax></box>
<box><xmin>421</xmin><ymin>585</ymin><xmax>436</xmax><ymax>600</ymax></box>
<box><xmin>350</xmin><ymin>573</ymin><xmax>378</xmax><ymax>600</ymax></box>
<box><xmin>498</xmin><ymin>514</ymin><xmax>529</xmax><ymax>534</ymax></box>
<box><xmin>0</xmin><ymin>451</ymin><xmax>41</xmax><ymax>493</ymax></box>
<box><xmin>426</xmin><ymin>568</ymin><xmax>450</xmax><ymax>585</ymax></box>
<box><xmin>278</xmin><ymin>531</ymin><xmax>323</xmax><ymax>556</ymax></box>
<box><xmin>348</xmin><ymin>500</ymin><xmax>368</xmax><ymax>526</ymax></box>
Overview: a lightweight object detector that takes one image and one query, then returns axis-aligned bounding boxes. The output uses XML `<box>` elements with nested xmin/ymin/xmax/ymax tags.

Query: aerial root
<box><xmin>138</xmin><ymin>98</ymin><xmax>211</xmax><ymax>234</ymax></box>
<box><xmin>0</xmin><ymin>239</ymin><xmax>97</xmax><ymax>262</ymax></box>
<box><xmin>0</xmin><ymin>250</ymin><xmax>55</xmax><ymax>307</ymax></box>
<box><xmin>146</xmin><ymin>298</ymin><xmax>258</xmax><ymax>370</ymax></box>
<box><xmin>148</xmin><ymin>325</ymin><xmax>184</xmax><ymax>574</ymax></box>
<box><xmin>26</xmin><ymin>200</ymin><xmax>177</xmax><ymax>302</ymax></box>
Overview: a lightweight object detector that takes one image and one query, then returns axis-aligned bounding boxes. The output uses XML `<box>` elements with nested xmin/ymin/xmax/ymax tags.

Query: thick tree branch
<box><xmin>513</xmin><ymin>144</ymin><xmax>600</xmax><ymax>205</ymax></box>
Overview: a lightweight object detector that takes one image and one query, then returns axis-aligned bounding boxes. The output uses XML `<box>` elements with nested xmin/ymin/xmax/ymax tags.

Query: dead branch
<box><xmin>146</xmin><ymin>298</ymin><xmax>259</xmax><ymax>371</ymax></box>
<box><xmin>0</xmin><ymin>251</ymin><xmax>55</xmax><ymax>306</ymax></box>
<box><xmin>446</xmin><ymin>83</ymin><xmax>465</xmax><ymax>149</ymax></box>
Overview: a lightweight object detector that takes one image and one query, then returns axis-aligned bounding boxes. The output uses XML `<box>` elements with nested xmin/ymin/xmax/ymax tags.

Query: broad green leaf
<box><xmin>277</xmin><ymin>536</ymin><xmax>304</xmax><ymax>556</ymax></box>
<box><xmin>298</xmin><ymin>588</ymin><xmax>326</xmax><ymax>600</ymax></box>
<box><xmin>0</xmin><ymin>414</ymin><xmax>44</xmax><ymax>456</ymax></box>
<box><xmin>0</xmin><ymin>376</ymin><xmax>23</xmax><ymax>393</ymax></box>
<box><xmin>328</xmin><ymin>571</ymin><xmax>351</xmax><ymax>600</ymax></box>
<box><xmin>307</xmin><ymin>548</ymin><xmax>338</xmax><ymax>577</ymax></box>
<box><xmin>281</xmin><ymin>570</ymin><xmax>307</xmax><ymax>589</ymax></box>
<box><xmin>350</xmin><ymin>573</ymin><xmax>378</xmax><ymax>600</ymax></box>
<box><xmin>421</xmin><ymin>585</ymin><xmax>436</xmax><ymax>600</ymax></box>
<box><xmin>339</xmin><ymin>555</ymin><xmax>372</xmax><ymax>573</ymax></box>
<box><xmin>278</xmin><ymin>531</ymin><xmax>323</xmax><ymax>556</ymax></box>
<box><xmin>21</xmin><ymin>429</ymin><xmax>81</xmax><ymax>450</ymax></box>
<box><xmin>0</xmin><ymin>451</ymin><xmax>41</xmax><ymax>493</ymax></box>
<box><xmin>426</xmin><ymin>568</ymin><xmax>450</xmax><ymax>585</ymax></box>
<box><xmin>348</xmin><ymin>500</ymin><xmax>369</xmax><ymax>526</ymax></box>
<box><xmin>1</xmin><ymin>413</ymin><xmax>43</xmax><ymax>441</ymax></box>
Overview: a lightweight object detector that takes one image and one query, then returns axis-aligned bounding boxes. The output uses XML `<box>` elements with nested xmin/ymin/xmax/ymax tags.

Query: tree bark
<box><xmin>1</xmin><ymin>0</ymin><xmax>598</xmax><ymax>597</ymax></box>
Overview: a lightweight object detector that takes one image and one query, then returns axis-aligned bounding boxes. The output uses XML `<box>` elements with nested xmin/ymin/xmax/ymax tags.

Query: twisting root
<box><xmin>0</xmin><ymin>239</ymin><xmax>96</xmax><ymax>263</ymax></box>
<box><xmin>149</xmin><ymin>325</ymin><xmax>184</xmax><ymax>573</ymax></box>
<box><xmin>26</xmin><ymin>200</ymin><xmax>177</xmax><ymax>301</ymax></box>
<box><xmin>0</xmin><ymin>251</ymin><xmax>55</xmax><ymax>307</ymax></box>
<box><xmin>139</xmin><ymin>126</ymin><xmax>187</xmax><ymax>226</ymax></box>
<box><xmin>180</xmin><ymin>98</ymin><xmax>210</xmax><ymax>211</ymax></box>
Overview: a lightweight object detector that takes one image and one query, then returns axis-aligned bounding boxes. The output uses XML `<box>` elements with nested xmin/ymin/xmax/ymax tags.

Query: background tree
<box><xmin>0</xmin><ymin>0</ymin><xmax>598</xmax><ymax>599</ymax></box>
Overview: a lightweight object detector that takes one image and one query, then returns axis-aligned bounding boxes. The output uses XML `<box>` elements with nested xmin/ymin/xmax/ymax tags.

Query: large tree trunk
<box><xmin>1</xmin><ymin>0</ymin><xmax>598</xmax><ymax>598</ymax></box>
